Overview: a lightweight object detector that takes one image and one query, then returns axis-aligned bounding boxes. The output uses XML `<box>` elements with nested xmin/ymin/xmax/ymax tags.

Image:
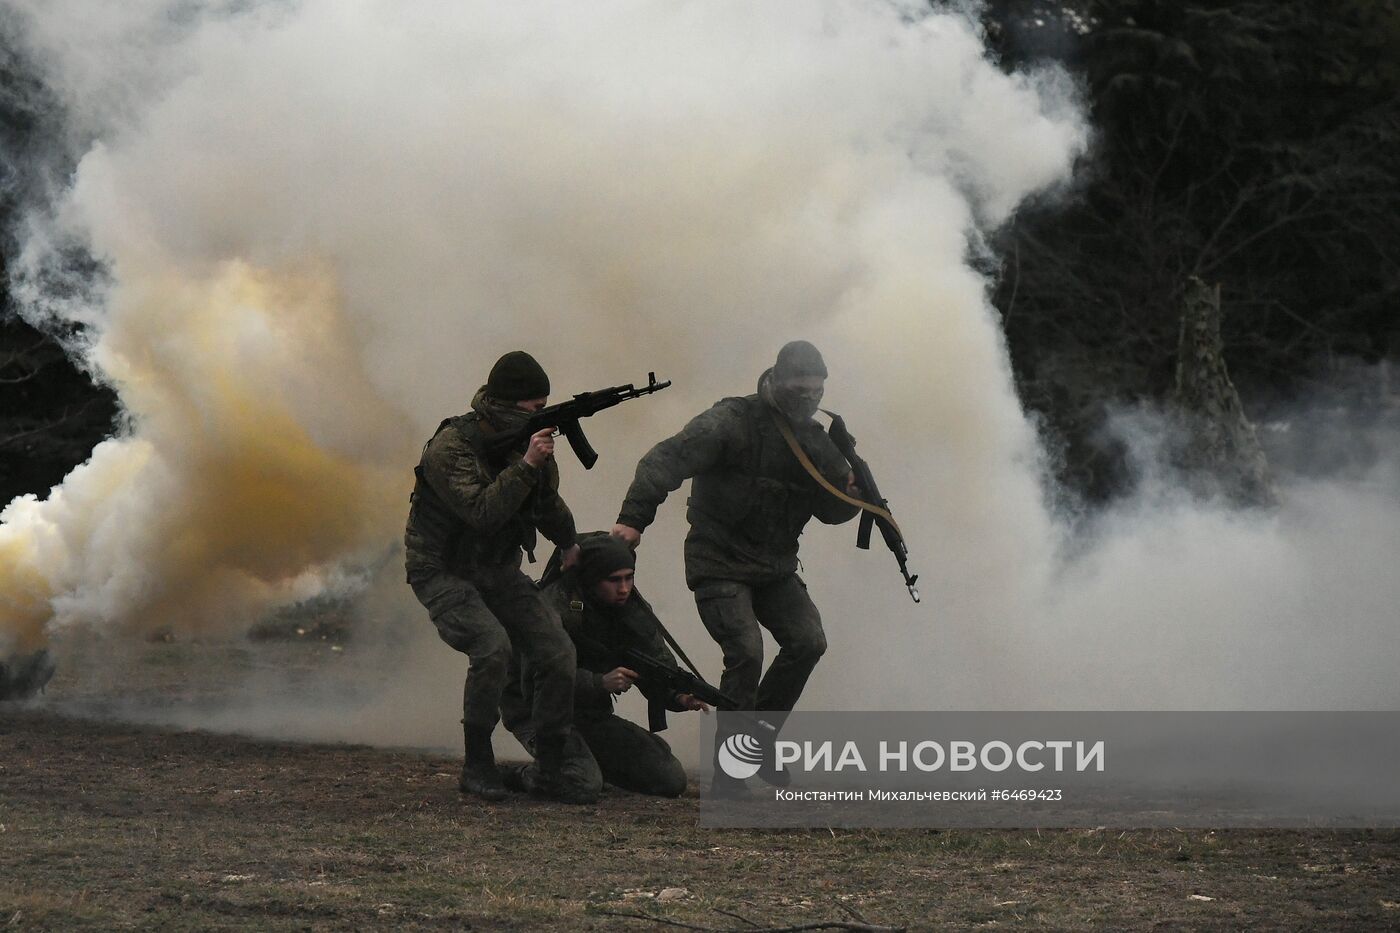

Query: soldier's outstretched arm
<box><xmin>614</xmin><ymin>401</ymin><xmax>741</xmax><ymax>540</ymax></box>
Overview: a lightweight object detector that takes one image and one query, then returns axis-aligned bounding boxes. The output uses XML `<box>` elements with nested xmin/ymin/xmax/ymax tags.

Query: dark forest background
<box><xmin>2</xmin><ymin>0</ymin><xmax>1397</xmax><ymax>509</ymax></box>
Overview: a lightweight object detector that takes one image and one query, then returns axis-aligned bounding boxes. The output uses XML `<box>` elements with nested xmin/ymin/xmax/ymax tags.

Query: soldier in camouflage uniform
<box><xmin>502</xmin><ymin>533</ymin><xmax>706</xmax><ymax>799</ymax></box>
<box><xmin>405</xmin><ymin>350</ymin><xmax>586</xmax><ymax>803</ymax></box>
<box><xmin>612</xmin><ymin>341</ymin><xmax>858</xmax><ymax>723</ymax></box>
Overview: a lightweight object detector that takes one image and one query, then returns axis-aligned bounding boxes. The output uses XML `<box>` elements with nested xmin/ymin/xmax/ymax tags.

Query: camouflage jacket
<box><xmin>404</xmin><ymin>389</ymin><xmax>577</xmax><ymax>581</ymax></box>
<box><xmin>616</xmin><ymin>373</ymin><xmax>858</xmax><ymax>587</ymax></box>
<box><xmin>540</xmin><ymin>577</ymin><xmax>688</xmax><ymax>730</ymax></box>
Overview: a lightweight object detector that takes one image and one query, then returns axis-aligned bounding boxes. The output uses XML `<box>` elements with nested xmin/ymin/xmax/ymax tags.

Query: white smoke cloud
<box><xmin>1</xmin><ymin>0</ymin><xmax>1393</xmax><ymax>754</ymax></box>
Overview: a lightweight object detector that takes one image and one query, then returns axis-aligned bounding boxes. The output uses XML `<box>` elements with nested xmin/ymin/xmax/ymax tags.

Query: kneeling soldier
<box><xmin>502</xmin><ymin>534</ymin><xmax>708</xmax><ymax>799</ymax></box>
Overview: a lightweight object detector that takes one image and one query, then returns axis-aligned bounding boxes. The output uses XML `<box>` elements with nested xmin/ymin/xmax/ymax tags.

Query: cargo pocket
<box><xmin>693</xmin><ymin>580</ymin><xmax>752</xmax><ymax>643</ymax></box>
<box><xmin>693</xmin><ymin>580</ymin><xmax>744</xmax><ymax>603</ymax></box>
<box><xmin>411</xmin><ymin>576</ymin><xmax>479</xmax><ymax>653</ymax></box>
<box><xmin>410</xmin><ymin>576</ymin><xmax>462</xmax><ymax>618</ymax></box>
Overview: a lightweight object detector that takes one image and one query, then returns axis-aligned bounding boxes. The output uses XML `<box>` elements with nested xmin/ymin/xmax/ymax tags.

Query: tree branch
<box><xmin>589</xmin><ymin>909</ymin><xmax>904</xmax><ymax>933</ymax></box>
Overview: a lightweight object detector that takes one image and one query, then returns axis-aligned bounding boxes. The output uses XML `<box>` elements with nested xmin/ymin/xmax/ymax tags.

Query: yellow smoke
<box><xmin>0</xmin><ymin>261</ymin><xmax>416</xmax><ymax>651</ymax></box>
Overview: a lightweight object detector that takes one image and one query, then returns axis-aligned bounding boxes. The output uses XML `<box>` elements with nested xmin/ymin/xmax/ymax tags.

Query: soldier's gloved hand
<box><xmin>523</xmin><ymin>427</ymin><xmax>556</xmax><ymax>468</ymax></box>
<box><xmin>602</xmin><ymin>667</ymin><xmax>638</xmax><ymax>694</ymax></box>
<box><xmin>611</xmin><ymin>524</ymin><xmax>641</xmax><ymax>548</ymax></box>
<box><xmin>676</xmin><ymin>693</ymin><xmax>711</xmax><ymax>712</ymax></box>
<box><xmin>845</xmin><ymin>471</ymin><xmax>860</xmax><ymax>497</ymax></box>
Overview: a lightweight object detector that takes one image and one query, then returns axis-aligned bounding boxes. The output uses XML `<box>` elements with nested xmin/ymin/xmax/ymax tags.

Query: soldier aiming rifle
<box><xmin>404</xmin><ymin>351</ymin><xmax>668</xmax><ymax>803</ymax></box>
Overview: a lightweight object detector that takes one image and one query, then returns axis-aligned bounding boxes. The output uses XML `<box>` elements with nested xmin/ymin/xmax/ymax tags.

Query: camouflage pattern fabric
<box><xmin>693</xmin><ymin>573</ymin><xmax>826</xmax><ymax>712</ymax></box>
<box><xmin>614</xmin><ymin>373</ymin><xmax>855</xmax><ymax>712</ymax></box>
<box><xmin>411</xmin><ymin>564</ymin><xmax>575</xmax><ymax>733</ymax></box>
<box><xmin>501</xmin><ymin>576</ymin><xmax>690</xmax><ymax>798</ymax></box>
<box><xmin>616</xmin><ymin>376</ymin><xmax>857</xmax><ymax>588</ymax></box>
<box><xmin>405</xmin><ymin>389</ymin><xmax>576</xmax><ymax>578</ymax></box>
<box><xmin>404</xmin><ymin>388</ymin><xmax>578</xmax><ymax>736</ymax></box>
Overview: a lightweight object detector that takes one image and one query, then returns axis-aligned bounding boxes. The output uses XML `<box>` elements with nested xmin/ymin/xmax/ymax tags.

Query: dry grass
<box><xmin>3</xmin><ymin>709</ymin><xmax>1400</xmax><ymax>930</ymax></box>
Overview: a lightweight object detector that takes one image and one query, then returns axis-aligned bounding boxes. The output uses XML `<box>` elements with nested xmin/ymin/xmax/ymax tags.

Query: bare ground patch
<box><xmin>3</xmin><ymin>708</ymin><xmax>1400</xmax><ymax>931</ymax></box>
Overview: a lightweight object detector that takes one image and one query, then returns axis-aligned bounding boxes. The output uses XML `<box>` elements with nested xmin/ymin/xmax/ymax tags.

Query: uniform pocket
<box><xmin>689</xmin><ymin>471</ymin><xmax>755</xmax><ymax>527</ymax></box>
<box><xmin>751</xmin><ymin>477</ymin><xmax>810</xmax><ymax>546</ymax></box>
<box><xmin>693</xmin><ymin>580</ymin><xmax>743</xmax><ymax>603</ymax></box>
<box><xmin>412</xmin><ymin>575</ymin><xmax>472</xmax><ymax>620</ymax></box>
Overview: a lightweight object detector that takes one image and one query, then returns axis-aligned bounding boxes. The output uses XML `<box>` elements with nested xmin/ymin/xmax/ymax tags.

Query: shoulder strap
<box><xmin>412</xmin><ymin>413</ymin><xmax>489</xmax><ymax>495</ymax></box>
<box><xmin>768</xmin><ymin>408</ymin><xmax>903</xmax><ymax>536</ymax></box>
<box><xmin>646</xmin><ymin>610</ymin><xmax>706</xmax><ymax>682</ymax></box>
<box><xmin>448</xmin><ymin>412</ymin><xmax>490</xmax><ymax>455</ymax></box>
<box><xmin>414</xmin><ymin>415</ymin><xmax>454</xmax><ymax>465</ymax></box>
<box><xmin>614</xmin><ymin>591</ymin><xmax>707</xmax><ymax>682</ymax></box>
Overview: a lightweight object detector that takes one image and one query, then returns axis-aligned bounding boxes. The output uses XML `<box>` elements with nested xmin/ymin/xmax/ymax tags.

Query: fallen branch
<box><xmin>713</xmin><ymin>906</ymin><xmax>764</xmax><ymax>928</ymax></box>
<box><xmin>591</xmin><ymin>909</ymin><xmax>904</xmax><ymax>933</ymax></box>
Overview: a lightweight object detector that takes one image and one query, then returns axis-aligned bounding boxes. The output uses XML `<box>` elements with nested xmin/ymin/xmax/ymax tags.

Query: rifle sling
<box><xmin>648</xmin><ymin>614</ymin><xmax>707</xmax><ymax>686</ymax></box>
<box><xmin>568</xmin><ymin>590</ymin><xmax>710</xmax><ymax>691</ymax></box>
<box><xmin>769</xmin><ymin>410</ymin><xmax>902</xmax><ymax>538</ymax></box>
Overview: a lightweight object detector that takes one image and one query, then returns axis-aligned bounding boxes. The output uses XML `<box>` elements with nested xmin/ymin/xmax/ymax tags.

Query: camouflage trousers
<box><xmin>510</xmin><ymin>713</ymin><xmax>688</xmax><ymax>799</ymax></box>
<box><xmin>693</xmin><ymin>573</ymin><xmax>826</xmax><ymax>712</ymax></box>
<box><xmin>409</xmin><ymin>564</ymin><xmax>575</xmax><ymax>737</ymax></box>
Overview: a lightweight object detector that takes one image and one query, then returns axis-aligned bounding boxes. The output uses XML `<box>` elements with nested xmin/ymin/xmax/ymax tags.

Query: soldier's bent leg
<box><xmin>410</xmin><ymin>573</ymin><xmax>513</xmax><ymax>728</ymax></box>
<box><xmin>751</xmin><ymin>574</ymin><xmax>826</xmax><ymax>712</ymax></box>
<box><xmin>575</xmin><ymin>714</ymin><xmax>688</xmax><ymax>798</ymax></box>
<box><xmin>694</xmin><ymin>581</ymin><xmax>764</xmax><ymax>709</ymax></box>
<box><xmin>499</xmin><ymin>647</ymin><xmax>531</xmax><ymax>738</ymax></box>
<box><xmin>478</xmin><ymin>569</ymin><xmax>577</xmax><ymax>739</ymax></box>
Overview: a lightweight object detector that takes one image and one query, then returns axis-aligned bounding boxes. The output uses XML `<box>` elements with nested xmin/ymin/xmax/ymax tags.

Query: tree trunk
<box><xmin>1171</xmin><ymin>277</ymin><xmax>1277</xmax><ymax>506</ymax></box>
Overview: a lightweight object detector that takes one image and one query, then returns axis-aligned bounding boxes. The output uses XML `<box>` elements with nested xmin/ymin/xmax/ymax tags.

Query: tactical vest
<box><xmin>685</xmin><ymin>395</ymin><xmax>819</xmax><ymax>553</ymax></box>
<box><xmin>405</xmin><ymin>413</ymin><xmax>538</xmax><ymax>579</ymax></box>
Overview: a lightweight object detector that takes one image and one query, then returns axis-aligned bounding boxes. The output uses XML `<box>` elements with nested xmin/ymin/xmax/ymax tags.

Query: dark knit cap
<box><xmin>576</xmin><ymin>534</ymin><xmax>637</xmax><ymax>588</ymax></box>
<box><xmin>486</xmin><ymin>350</ymin><xmax>551</xmax><ymax>401</ymax></box>
<box><xmin>774</xmin><ymin>340</ymin><xmax>827</xmax><ymax>381</ymax></box>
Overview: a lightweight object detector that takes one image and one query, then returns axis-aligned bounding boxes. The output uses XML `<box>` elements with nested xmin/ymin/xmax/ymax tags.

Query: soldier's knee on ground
<box><xmin>578</xmin><ymin>765</ymin><xmax>605</xmax><ymax>799</ymax></box>
<box><xmin>653</xmin><ymin>757</ymin><xmax>688</xmax><ymax>798</ymax></box>
<box><xmin>546</xmin><ymin>752</ymin><xmax>603</xmax><ymax>799</ymax></box>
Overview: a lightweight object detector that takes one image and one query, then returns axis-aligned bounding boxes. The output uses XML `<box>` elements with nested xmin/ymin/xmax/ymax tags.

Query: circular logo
<box><xmin>717</xmin><ymin>732</ymin><xmax>764</xmax><ymax>780</ymax></box>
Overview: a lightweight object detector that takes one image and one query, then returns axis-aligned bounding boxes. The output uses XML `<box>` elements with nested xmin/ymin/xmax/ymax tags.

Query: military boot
<box><xmin>498</xmin><ymin>762</ymin><xmax>533</xmax><ymax>794</ymax></box>
<box><xmin>757</xmin><ymin>736</ymin><xmax>792</xmax><ymax>788</ymax></box>
<box><xmin>708</xmin><ymin>771</ymin><xmax>754</xmax><ymax>800</ymax></box>
<box><xmin>531</xmin><ymin>732</ymin><xmax>598</xmax><ymax>805</ymax></box>
<box><xmin>0</xmin><ymin>648</ymin><xmax>56</xmax><ymax>701</ymax></box>
<box><xmin>459</xmin><ymin>724</ymin><xmax>508</xmax><ymax>802</ymax></box>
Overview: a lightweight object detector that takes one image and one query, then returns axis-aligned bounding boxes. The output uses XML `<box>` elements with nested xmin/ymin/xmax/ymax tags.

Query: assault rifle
<box><xmin>573</xmin><ymin>632</ymin><xmax>776</xmax><ymax>734</ymax></box>
<box><xmin>484</xmin><ymin>372</ymin><xmax>671</xmax><ymax>469</ymax></box>
<box><xmin>825</xmin><ymin>412</ymin><xmax>921</xmax><ymax>603</ymax></box>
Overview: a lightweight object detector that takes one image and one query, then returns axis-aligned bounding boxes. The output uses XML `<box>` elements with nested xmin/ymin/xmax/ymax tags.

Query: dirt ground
<box><xmin>3</xmin><ymin>640</ymin><xmax>1400</xmax><ymax>931</ymax></box>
